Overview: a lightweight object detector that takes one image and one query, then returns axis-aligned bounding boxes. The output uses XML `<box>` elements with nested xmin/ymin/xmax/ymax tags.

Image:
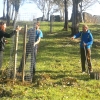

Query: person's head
<box><xmin>82</xmin><ymin>24</ymin><xmax>88</xmax><ymax>32</ymax></box>
<box><xmin>36</xmin><ymin>21</ymin><xmax>40</xmax><ymax>26</ymax></box>
<box><xmin>0</xmin><ymin>22</ymin><xmax>6</xmax><ymax>32</ymax></box>
<box><xmin>36</xmin><ymin>22</ymin><xmax>40</xmax><ymax>29</ymax></box>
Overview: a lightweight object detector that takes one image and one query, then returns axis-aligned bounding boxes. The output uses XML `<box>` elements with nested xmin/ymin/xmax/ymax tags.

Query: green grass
<box><xmin>0</xmin><ymin>22</ymin><xmax>100</xmax><ymax>100</ymax></box>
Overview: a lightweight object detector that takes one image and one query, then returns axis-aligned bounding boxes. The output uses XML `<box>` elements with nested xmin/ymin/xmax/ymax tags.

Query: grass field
<box><xmin>0</xmin><ymin>22</ymin><xmax>100</xmax><ymax>100</ymax></box>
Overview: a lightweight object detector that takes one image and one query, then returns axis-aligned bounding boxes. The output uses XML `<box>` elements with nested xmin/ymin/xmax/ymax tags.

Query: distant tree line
<box><xmin>32</xmin><ymin>0</ymin><xmax>97</xmax><ymax>35</ymax></box>
<box><xmin>1</xmin><ymin>0</ymin><xmax>26</xmax><ymax>26</ymax></box>
<box><xmin>1</xmin><ymin>0</ymin><xmax>98</xmax><ymax>35</ymax></box>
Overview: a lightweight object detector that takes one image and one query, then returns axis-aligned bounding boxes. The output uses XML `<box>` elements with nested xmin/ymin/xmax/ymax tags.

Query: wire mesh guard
<box><xmin>90</xmin><ymin>72</ymin><xmax>100</xmax><ymax>80</ymax></box>
<box><xmin>7</xmin><ymin>13</ymin><xmax>39</xmax><ymax>82</ymax></box>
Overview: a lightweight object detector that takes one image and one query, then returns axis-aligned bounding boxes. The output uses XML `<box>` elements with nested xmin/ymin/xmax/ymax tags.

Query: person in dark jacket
<box><xmin>71</xmin><ymin>24</ymin><xmax>93</xmax><ymax>74</ymax></box>
<box><xmin>0</xmin><ymin>21</ymin><xmax>22</xmax><ymax>69</ymax></box>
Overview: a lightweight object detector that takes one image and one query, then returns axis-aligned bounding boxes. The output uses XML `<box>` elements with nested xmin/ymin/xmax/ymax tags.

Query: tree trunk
<box><xmin>13</xmin><ymin>11</ymin><xmax>18</xmax><ymax>28</ymax></box>
<box><xmin>42</xmin><ymin>11</ymin><xmax>45</xmax><ymax>21</ymax></box>
<box><xmin>50</xmin><ymin>15</ymin><xmax>54</xmax><ymax>33</ymax></box>
<box><xmin>71</xmin><ymin>0</ymin><xmax>83</xmax><ymax>35</ymax></box>
<box><xmin>3</xmin><ymin>0</ymin><xmax>6</xmax><ymax>19</ymax></box>
<box><xmin>13</xmin><ymin>0</ymin><xmax>20</xmax><ymax>27</ymax></box>
<box><xmin>47</xmin><ymin>11</ymin><xmax>49</xmax><ymax>21</ymax></box>
<box><xmin>9</xmin><ymin>2</ymin><xmax>12</xmax><ymax>20</ymax></box>
<box><xmin>71</xmin><ymin>0</ymin><xmax>79</xmax><ymax>35</ymax></box>
<box><xmin>64</xmin><ymin>0</ymin><xmax>68</xmax><ymax>31</ymax></box>
<box><xmin>80</xmin><ymin>1</ymin><xmax>83</xmax><ymax>22</ymax></box>
<box><xmin>6</xmin><ymin>0</ymin><xmax>10</xmax><ymax>26</ymax></box>
<box><xmin>11</xmin><ymin>5</ymin><xmax>15</xmax><ymax>20</ymax></box>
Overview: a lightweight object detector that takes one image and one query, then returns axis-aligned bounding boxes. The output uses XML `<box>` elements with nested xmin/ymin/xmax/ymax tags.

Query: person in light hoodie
<box><xmin>71</xmin><ymin>24</ymin><xmax>93</xmax><ymax>74</ymax></box>
<box><xmin>18</xmin><ymin>22</ymin><xmax>43</xmax><ymax>82</ymax></box>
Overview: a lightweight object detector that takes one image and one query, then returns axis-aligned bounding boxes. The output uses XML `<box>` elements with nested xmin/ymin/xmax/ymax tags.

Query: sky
<box><xmin>0</xmin><ymin>0</ymin><xmax>100</xmax><ymax>20</ymax></box>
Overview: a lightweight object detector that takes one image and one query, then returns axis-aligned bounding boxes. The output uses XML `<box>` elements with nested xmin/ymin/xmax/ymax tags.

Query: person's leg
<box><xmin>29</xmin><ymin>44</ymin><xmax>38</xmax><ymax>82</ymax></box>
<box><xmin>33</xmin><ymin>45</ymin><xmax>37</xmax><ymax>74</ymax></box>
<box><xmin>0</xmin><ymin>51</ymin><xmax>3</xmax><ymax>69</ymax></box>
<box><xmin>18</xmin><ymin>56</ymin><xmax>23</xmax><ymax>72</ymax></box>
<box><xmin>31</xmin><ymin>45</ymin><xmax>37</xmax><ymax>82</ymax></box>
<box><xmin>80</xmin><ymin>48</ymin><xmax>86</xmax><ymax>72</ymax></box>
<box><xmin>86</xmin><ymin>48</ymin><xmax>92</xmax><ymax>72</ymax></box>
<box><xmin>18</xmin><ymin>44</ymin><xmax>30</xmax><ymax>72</ymax></box>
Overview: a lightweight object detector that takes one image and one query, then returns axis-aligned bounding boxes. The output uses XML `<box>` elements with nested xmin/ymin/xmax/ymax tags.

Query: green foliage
<box><xmin>0</xmin><ymin>22</ymin><xmax>100</xmax><ymax>99</ymax></box>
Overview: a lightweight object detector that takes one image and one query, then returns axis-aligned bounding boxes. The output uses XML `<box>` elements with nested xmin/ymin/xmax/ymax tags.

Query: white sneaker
<box><xmin>82</xmin><ymin>71</ymin><xmax>85</xmax><ymax>74</ymax></box>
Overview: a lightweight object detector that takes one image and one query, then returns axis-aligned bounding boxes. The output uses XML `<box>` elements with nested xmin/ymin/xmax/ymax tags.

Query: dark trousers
<box><xmin>0</xmin><ymin>51</ymin><xmax>3</xmax><ymax>69</ymax></box>
<box><xmin>18</xmin><ymin>42</ymin><xmax>37</xmax><ymax>76</ymax></box>
<box><xmin>80</xmin><ymin>47</ymin><xmax>92</xmax><ymax>72</ymax></box>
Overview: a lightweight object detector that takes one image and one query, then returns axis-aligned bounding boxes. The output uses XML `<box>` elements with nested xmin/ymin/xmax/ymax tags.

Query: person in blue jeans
<box><xmin>18</xmin><ymin>22</ymin><xmax>43</xmax><ymax>81</ymax></box>
<box><xmin>71</xmin><ymin>24</ymin><xmax>93</xmax><ymax>74</ymax></box>
<box><xmin>32</xmin><ymin>22</ymin><xmax>43</xmax><ymax>76</ymax></box>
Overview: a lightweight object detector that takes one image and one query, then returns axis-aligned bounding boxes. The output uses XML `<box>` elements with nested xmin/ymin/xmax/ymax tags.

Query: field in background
<box><xmin>0</xmin><ymin>22</ymin><xmax>100</xmax><ymax>100</ymax></box>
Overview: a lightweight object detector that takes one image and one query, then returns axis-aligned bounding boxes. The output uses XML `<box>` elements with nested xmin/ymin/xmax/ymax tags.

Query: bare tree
<box><xmin>97</xmin><ymin>0</ymin><xmax>100</xmax><ymax>4</ymax></box>
<box><xmin>32</xmin><ymin>0</ymin><xmax>58</xmax><ymax>21</ymax></box>
<box><xmin>32</xmin><ymin>0</ymin><xmax>46</xmax><ymax>20</ymax></box>
<box><xmin>53</xmin><ymin>0</ymin><xmax>65</xmax><ymax>21</ymax></box>
<box><xmin>80</xmin><ymin>0</ymin><xmax>96</xmax><ymax>11</ymax></box>
<box><xmin>64</xmin><ymin>0</ymin><xmax>69</xmax><ymax>30</ymax></box>
<box><xmin>3</xmin><ymin>0</ymin><xmax>6</xmax><ymax>19</ymax></box>
<box><xmin>71</xmin><ymin>0</ymin><xmax>97</xmax><ymax>35</ymax></box>
<box><xmin>46</xmin><ymin>0</ymin><xmax>55</xmax><ymax>21</ymax></box>
<box><xmin>9</xmin><ymin>0</ymin><xmax>26</xmax><ymax>26</ymax></box>
<box><xmin>53</xmin><ymin>0</ymin><xmax>72</xmax><ymax>20</ymax></box>
<box><xmin>10</xmin><ymin>1</ymin><xmax>15</xmax><ymax>20</ymax></box>
<box><xmin>2</xmin><ymin>0</ymin><xmax>26</xmax><ymax>26</ymax></box>
<box><xmin>53</xmin><ymin>0</ymin><xmax>72</xmax><ymax>30</ymax></box>
<box><xmin>6</xmin><ymin>0</ymin><xmax>11</xmax><ymax>25</ymax></box>
<box><xmin>12</xmin><ymin>0</ymin><xmax>20</xmax><ymax>26</ymax></box>
<box><xmin>71</xmin><ymin>0</ymin><xmax>82</xmax><ymax>35</ymax></box>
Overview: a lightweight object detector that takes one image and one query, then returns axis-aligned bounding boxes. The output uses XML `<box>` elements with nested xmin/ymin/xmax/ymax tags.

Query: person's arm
<box><xmin>87</xmin><ymin>33</ymin><xmax>93</xmax><ymax>45</ymax></box>
<box><xmin>34</xmin><ymin>30</ymin><xmax>43</xmax><ymax>46</ymax></box>
<box><xmin>3</xmin><ymin>26</ymin><xmax>22</xmax><ymax>38</ymax></box>
<box><xmin>3</xmin><ymin>30</ymin><xmax>17</xmax><ymax>38</ymax></box>
<box><xmin>34</xmin><ymin>37</ymin><xmax>41</xmax><ymax>46</ymax></box>
<box><xmin>71</xmin><ymin>32</ymin><xmax>81</xmax><ymax>40</ymax></box>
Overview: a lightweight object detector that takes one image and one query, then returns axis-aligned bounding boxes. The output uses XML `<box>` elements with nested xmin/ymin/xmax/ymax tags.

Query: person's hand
<box><xmin>71</xmin><ymin>36</ymin><xmax>75</xmax><ymax>40</ymax></box>
<box><xmin>83</xmin><ymin>42</ymin><xmax>87</xmax><ymax>46</ymax></box>
<box><xmin>5</xmin><ymin>39</ymin><xmax>8</xmax><ymax>43</ymax></box>
<box><xmin>33</xmin><ymin>43</ymin><xmax>36</xmax><ymax>47</ymax></box>
<box><xmin>16</xmin><ymin>26</ymin><xmax>22</xmax><ymax>32</ymax></box>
